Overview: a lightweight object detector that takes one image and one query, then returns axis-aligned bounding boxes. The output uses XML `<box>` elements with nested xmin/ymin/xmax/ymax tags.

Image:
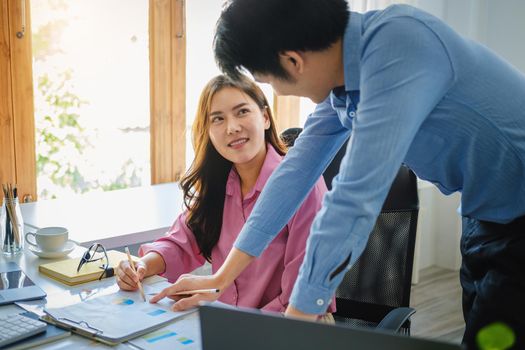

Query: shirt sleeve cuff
<box><xmin>289</xmin><ymin>277</ymin><xmax>335</xmax><ymax>315</ymax></box>
<box><xmin>234</xmin><ymin>223</ymin><xmax>274</xmax><ymax>257</ymax></box>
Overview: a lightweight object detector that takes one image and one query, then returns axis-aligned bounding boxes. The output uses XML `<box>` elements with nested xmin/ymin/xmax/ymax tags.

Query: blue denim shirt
<box><xmin>235</xmin><ymin>5</ymin><xmax>525</xmax><ymax>314</ymax></box>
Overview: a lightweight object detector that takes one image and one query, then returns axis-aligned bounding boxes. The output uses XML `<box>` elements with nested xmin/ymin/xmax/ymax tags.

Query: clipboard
<box><xmin>41</xmin><ymin>314</ymin><xmax>118</xmax><ymax>346</ymax></box>
<box><xmin>43</xmin><ymin>287</ymin><xmax>196</xmax><ymax>345</ymax></box>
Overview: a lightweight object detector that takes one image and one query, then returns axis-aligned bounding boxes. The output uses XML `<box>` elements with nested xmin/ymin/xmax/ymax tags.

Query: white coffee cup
<box><xmin>25</xmin><ymin>227</ymin><xmax>70</xmax><ymax>252</ymax></box>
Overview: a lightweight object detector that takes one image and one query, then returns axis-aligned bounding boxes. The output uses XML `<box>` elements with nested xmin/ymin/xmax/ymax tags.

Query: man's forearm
<box><xmin>215</xmin><ymin>247</ymin><xmax>255</xmax><ymax>288</ymax></box>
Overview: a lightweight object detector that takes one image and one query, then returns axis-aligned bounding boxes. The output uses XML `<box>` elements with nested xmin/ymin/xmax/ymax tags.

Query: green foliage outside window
<box><xmin>32</xmin><ymin>1</ymin><xmax>146</xmax><ymax>199</ymax></box>
<box><xmin>35</xmin><ymin>70</ymin><xmax>91</xmax><ymax>198</ymax></box>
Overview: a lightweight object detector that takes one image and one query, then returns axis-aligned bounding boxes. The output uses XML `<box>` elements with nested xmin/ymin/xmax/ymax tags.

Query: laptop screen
<box><xmin>199</xmin><ymin>304</ymin><xmax>462</xmax><ymax>350</ymax></box>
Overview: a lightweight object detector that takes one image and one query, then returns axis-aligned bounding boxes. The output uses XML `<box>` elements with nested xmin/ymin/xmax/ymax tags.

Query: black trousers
<box><xmin>460</xmin><ymin>215</ymin><xmax>525</xmax><ymax>349</ymax></box>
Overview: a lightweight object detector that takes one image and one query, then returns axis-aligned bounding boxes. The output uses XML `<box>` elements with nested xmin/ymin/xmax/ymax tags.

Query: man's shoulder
<box><xmin>363</xmin><ymin>4</ymin><xmax>440</xmax><ymax>30</ymax></box>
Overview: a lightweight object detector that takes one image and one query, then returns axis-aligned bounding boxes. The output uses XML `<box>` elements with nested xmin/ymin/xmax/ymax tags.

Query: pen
<box><xmin>173</xmin><ymin>288</ymin><xmax>220</xmax><ymax>296</ymax></box>
<box><xmin>125</xmin><ymin>246</ymin><xmax>146</xmax><ymax>302</ymax></box>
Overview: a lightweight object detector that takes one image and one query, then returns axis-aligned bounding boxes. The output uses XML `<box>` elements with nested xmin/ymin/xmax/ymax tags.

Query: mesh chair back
<box><xmin>335</xmin><ymin>166</ymin><xmax>418</xmax><ymax>329</ymax></box>
<box><xmin>280</xmin><ymin>128</ymin><xmax>419</xmax><ymax>330</ymax></box>
<box><xmin>279</xmin><ymin>127</ymin><xmax>302</xmax><ymax>148</ymax></box>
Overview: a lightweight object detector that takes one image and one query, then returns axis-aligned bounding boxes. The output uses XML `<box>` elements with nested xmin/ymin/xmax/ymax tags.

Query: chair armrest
<box><xmin>376</xmin><ymin>307</ymin><xmax>416</xmax><ymax>332</ymax></box>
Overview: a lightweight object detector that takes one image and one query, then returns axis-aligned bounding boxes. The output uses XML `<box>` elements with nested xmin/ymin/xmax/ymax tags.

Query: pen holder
<box><xmin>1</xmin><ymin>197</ymin><xmax>24</xmax><ymax>255</ymax></box>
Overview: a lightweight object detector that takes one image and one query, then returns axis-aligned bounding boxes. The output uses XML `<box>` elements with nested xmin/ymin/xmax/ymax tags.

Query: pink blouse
<box><xmin>139</xmin><ymin>145</ymin><xmax>335</xmax><ymax>312</ymax></box>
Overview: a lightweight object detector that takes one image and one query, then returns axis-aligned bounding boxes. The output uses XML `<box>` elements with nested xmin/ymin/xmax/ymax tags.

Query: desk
<box><xmin>1</xmin><ymin>248</ymin><xmax>460</xmax><ymax>350</ymax></box>
<box><xmin>0</xmin><ymin>246</ymin><xmax>201</xmax><ymax>349</ymax></box>
<box><xmin>20</xmin><ymin>183</ymin><xmax>183</xmax><ymax>249</ymax></box>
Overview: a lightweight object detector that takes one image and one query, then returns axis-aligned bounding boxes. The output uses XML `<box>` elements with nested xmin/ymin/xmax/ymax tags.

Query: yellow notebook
<box><xmin>39</xmin><ymin>250</ymin><xmax>137</xmax><ymax>286</ymax></box>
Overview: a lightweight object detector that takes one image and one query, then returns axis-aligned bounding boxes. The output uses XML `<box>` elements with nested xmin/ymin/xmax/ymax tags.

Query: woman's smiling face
<box><xmin>208</xmin><ymin>86</ymin><xmax>270</xmax><ymax>166</ymax></box>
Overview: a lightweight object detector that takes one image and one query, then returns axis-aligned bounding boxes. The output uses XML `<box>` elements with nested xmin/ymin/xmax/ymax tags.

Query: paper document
<box><xmin>128</xmin><ymin>312</ymin><xmax>201</xmax><ymax>350</ymax></box>
<box><xmin>44</xmin><ymin>283</ymin><xmax>194</xmax><ymax>345</ymax></box>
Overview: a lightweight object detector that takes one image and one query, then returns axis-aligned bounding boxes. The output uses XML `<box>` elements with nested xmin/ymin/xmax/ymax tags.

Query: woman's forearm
<box><xmin>141</xmin><ymin>251</ymin><xmax>167</xmax><ymax>277</ymax></box>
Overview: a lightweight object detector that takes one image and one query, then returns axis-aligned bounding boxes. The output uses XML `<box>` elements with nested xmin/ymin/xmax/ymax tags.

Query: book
<box><xmin>39</xmin><ymin>250</ymin><xmax>138</xmax><ymax>286</ymax></box>
<box><xmin>6</xmin><ymin>311</ymin><xmax>70</xmax><ymax>350</ymax></box>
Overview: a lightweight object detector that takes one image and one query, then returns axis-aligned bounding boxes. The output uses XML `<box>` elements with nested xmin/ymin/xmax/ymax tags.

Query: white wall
<box><xmin>413</xmin><ymin>182</ymin><xmax>462</xmax><ymax>278</ymax></box>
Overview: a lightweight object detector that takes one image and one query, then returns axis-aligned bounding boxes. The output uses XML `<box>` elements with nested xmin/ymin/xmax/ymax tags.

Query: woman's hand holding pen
<box><xmin>117</xmin><ymin>251</ymin><xmax>165</xmax><ymax>291</ymax></box>
<box><xmin>149</xmin><ymin>274</ymin><xmax>223</xmax><ymax>311</ymax></box>
<box><xmin>116</xmin><ymin>259</ymin><xmax>147</xmax><ymax>291</ymax></box>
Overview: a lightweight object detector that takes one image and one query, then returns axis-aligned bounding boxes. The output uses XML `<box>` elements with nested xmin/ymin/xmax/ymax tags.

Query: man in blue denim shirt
<box><xmin>163</xmin><ymin>0</ymin><xmax>525</xmax><ymax>347</ymax></box>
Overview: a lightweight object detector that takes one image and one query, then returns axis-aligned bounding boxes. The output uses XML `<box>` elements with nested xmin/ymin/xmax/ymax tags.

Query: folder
<box><xmin>39</xmin><ymin>250</ymin><xmax>137</xmax><ymax>286</ymax></box>
<box><xmin>43</xmin><ymin>287</ymin><xmax>195</xmax><ymax>345</ymax></box>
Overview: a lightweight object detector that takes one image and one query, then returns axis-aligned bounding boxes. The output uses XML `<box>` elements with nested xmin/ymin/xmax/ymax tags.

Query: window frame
<box><xmin>150</xmin><ymin>0</ymin><xmax>186</xmax><ymax>184</ymax></box>
<box><xmin>1</xmin><ymin>0</ymin><xmax>299</xmax><ymax>199</ymax></box>
<box><xmin>0</xmin><ymin>0</ymin><xmax>37</xmax><ymax>202</ymax></box>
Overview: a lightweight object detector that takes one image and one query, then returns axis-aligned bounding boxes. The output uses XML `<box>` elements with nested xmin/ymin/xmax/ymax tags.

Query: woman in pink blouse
<box><xmin>116</xmin><ymin>74</ymin><xmax>333</xmax><ymax>314</ymax></box>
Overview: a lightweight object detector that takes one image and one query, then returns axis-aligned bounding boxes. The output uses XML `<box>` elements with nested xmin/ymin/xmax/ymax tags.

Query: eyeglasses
<box><xmin>76</xmin><ymin>243</ymin><xmax>114</xmax><ymax>280</ymax></box>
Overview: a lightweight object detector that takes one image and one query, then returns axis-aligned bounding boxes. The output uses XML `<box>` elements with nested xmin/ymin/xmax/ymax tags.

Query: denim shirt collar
<box><xmin>329</xmin><ymin>12</ymin><xmax>362</xmax><ymax>114</ymax></box>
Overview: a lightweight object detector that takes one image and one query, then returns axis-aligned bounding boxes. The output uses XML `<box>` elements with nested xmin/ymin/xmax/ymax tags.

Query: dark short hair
<box><xmin>214</xmin><ymin>0</ymin><xmax>349</xmax><ymax>80</ymax></box>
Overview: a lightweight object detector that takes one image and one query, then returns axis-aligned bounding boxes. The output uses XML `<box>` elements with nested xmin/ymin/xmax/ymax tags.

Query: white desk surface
<box><xmin>0</xmin><ymin>245</ymin><xmax>124</xmax><ymax>349</ymax></box>
<box><xmin>1</xmin><ymin>184</ymin><xmax>201</xmax><ymax>349</ymax></box>
<box><xmin>20</xmin><ymin>183</ymin><xmax>184</xmax><ymax>249</ymax></box>
<box><xmin>0</xmin><ymin>246</ymin><xmax>200</xmax><ymax>349</ymax></box>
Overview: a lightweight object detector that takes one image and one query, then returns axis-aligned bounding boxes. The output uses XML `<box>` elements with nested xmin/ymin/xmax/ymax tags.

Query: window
<box><xmin>31</xmin><ymin>0</ymin><xmax>150</xmax><ymax>199</ymax></box>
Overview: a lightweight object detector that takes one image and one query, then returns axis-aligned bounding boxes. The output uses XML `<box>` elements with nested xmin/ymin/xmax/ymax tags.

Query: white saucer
<box><xmin>28</xmin><ymin>240</ymin><xmax>77</xmax><ymax>259</ymax></box>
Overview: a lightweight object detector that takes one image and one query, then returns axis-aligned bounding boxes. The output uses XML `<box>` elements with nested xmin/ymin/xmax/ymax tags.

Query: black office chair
<box><xmin>280</xmin><ymin>128</ymin><xmax>418</xmax><ymax>334</ymax></box>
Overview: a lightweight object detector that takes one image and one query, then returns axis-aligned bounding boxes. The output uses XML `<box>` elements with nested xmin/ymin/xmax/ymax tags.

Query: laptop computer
<box><xmin>199</xmin><ymin>303</ymin><xmax>462</xmax><ymax>350</ymax></box>
<box><xmin>0</xmin><ymin>262</ymin><xmax>46</xmax><ymax>305</ymax></box>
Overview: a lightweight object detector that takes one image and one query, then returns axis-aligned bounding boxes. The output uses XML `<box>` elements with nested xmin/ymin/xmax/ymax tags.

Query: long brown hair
<box><xmin>180</xmin><ymin>75</ymin><xmax>286</xmax><ymax>262</ymax></box>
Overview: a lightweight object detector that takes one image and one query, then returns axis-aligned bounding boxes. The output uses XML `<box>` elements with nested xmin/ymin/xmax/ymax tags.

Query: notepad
<box><xmin>39</xmin><ymin>250</ymin><xmax>137</xmax><ymax>286</ymax></box>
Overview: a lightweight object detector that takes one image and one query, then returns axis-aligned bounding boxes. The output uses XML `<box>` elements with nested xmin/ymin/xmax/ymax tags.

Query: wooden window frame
<box><xmin>0</xmin><ymin>0</ymin><xmax>37</xmax><ymax>202</ymax></box>
<box><xmin>1</xmin><ymin>1</ymin><xmax>301</xmax><ymax>196</ymax></box>
<box><xmin>273</xmin><ymin>95</ymin><xmax>301</xmax><ymax>133</ymax></box>
<box><xmin>0</xmin><ymin>0</ymin><xmax>186</xmax><ymax>200</ymax></box>
<box><xmin>150</xmin><ymin>0</ymin><xmax>186</xmax><ymax>184</ymax></box>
